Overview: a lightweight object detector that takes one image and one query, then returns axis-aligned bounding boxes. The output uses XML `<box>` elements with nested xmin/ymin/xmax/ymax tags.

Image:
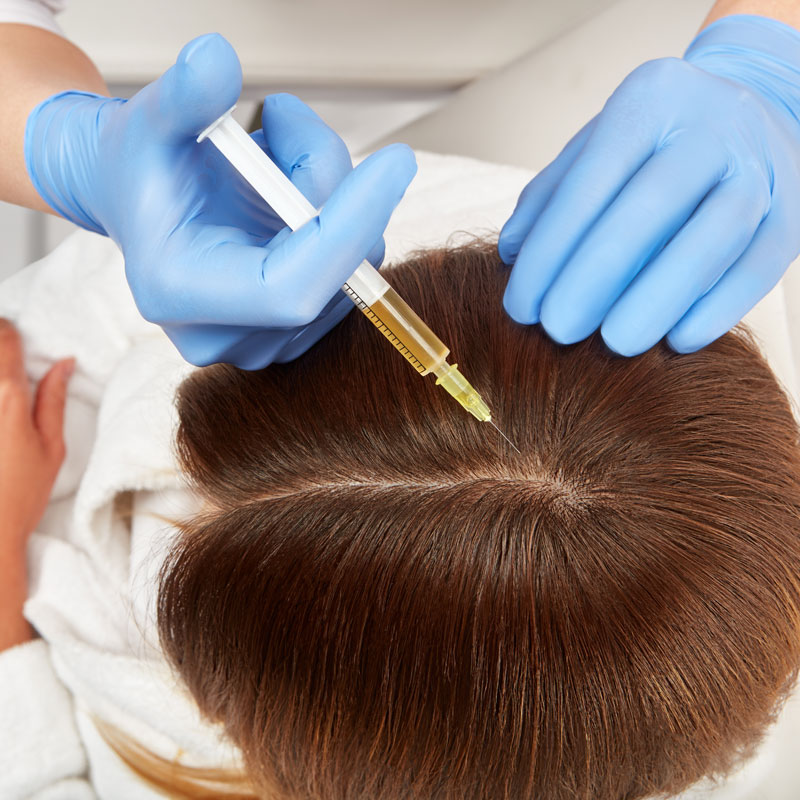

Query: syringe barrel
<box><xmin>344</xmin><ymin>264</ymin><xmax>449</xmax><ymax>375</ymax></box>
<box><xmin>200</xmin><ymin>110</ymin><xmax>450</xmax><ymax>375</ymax></box>
<box><xmin>200</xmin><ymin>110</ymin><xmax>318</xmax><ymax>228</ymax></box>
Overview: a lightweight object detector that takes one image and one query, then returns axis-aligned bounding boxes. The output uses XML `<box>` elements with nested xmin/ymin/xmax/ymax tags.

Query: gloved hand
<box><xmin>24</xmin><ymin>34</ymin><xmax>417</xmax><ymax>368</ymax></box>
<box><xmin>499</xmin><ymin>15</ymin><xmax>800</xmax><ymax>355</ymax></box>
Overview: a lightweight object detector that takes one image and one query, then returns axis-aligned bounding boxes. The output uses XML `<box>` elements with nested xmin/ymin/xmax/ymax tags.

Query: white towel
<box><xmin>1</xmin><ymin>150</ymin><xmax>799</xmax><ymax>798</ymax></box>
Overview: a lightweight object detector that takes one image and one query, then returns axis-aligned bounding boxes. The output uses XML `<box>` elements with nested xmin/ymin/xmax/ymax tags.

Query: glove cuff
<box><xmin>684</xmin><ymin>14</ymin><xmax>800</xmax><ymax>126</ymax></box>
<box><xmin>24</xmin><ymin>90</ymin><xmax>114</xmax><ymax>236</ymax></box>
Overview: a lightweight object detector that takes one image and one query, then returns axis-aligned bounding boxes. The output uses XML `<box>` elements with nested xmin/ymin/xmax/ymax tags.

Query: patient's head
<box><xmin>159</xmin><ymin>242</ymin><xmax>800</xmax><ymax>800</ymax></box>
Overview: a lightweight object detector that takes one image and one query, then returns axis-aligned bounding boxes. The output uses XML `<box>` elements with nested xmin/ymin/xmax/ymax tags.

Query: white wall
<box><xmin>377</xmin><ymin>0</ymin><xmax>715</xmax><ymax>171</ymax></box>
<box><xmin>55</xmin><ymin>0</ymin><xmax>616</xmax><ymax>88</ymax></box>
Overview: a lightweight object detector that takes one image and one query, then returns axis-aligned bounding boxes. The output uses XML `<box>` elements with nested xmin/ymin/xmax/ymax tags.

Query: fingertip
<box><xmin>600</xmin><ymin>310</ymin><xmax>656</xmax><ymax>356</ymax></box>
<box><xmin>327</xmin><ymin>143</ymin><xmax>417</xmax><ymax>224</ymax></box>
<box><xmin>0</xmin><ymin>319</ymin><xmax>27</xmax><ymax>384</ymax></box>
<box><xmin>262</xmin><ymin>92</ymin><xmax>329</xmax><ymax>140</ymax></box>
<box><xmin>665</xmin><ymin>326</ymin><xmax>704</xmax><ymax>354</ymax></box>
<box><xmin>599</xmin><ymin>323</ymin><xmax>645</xmax><ymax>357</ymax></box>
<box><xmin>502</xmin><ymin>284</ymin><xmax>539</xmax><ymax>325</ymax></box>
<box><xmin>390</xmin><ymin>142</ymin><xmax>418</xmax><ymax>178</ymax></box>
<box><xmin>497</xmin><ymin>229</ymin><xmax>519</xmax><ymax>265</ymax></box>
<box><xmin>40</xmin><ymin>358</ymin><xmax>74</xmax><ymax>396</ymax></box>
<box><xmin>35</xmin><ymin>359</ymin><xmax>74</xmax><ymax>458</ymax></box>
<box><xmin>666</xmin><ymin>306</ymin><xmax>718</xmax><ymax>353</ymax></box>
<box><xmin>540</xmin><ymin>319</ymin><xmax>573</xmax><ymax>346</ymax></box>
<box><xmin>0</xmin><ymin>317</ymin><xmax>19</xmax><ymax>338</ymax></box>
<box><xmin>178</xmin><ymin>32</ymin><xmax>239</xmax><ymax>75</ymax></box>
<box><xmin>0</xmin><ymin>317</ymin><xmax>21</xmax><ymax>344</ymax></box>
<box><xmin>262</xmin><ymin>92</ymin><xmax>320</xmax><ymax>120</ymax></box>
<box><xmin>368</xmin><ymin>142</ymin><xmax>418</xmax><ymax>182</ymax></box>
<box><xmin>59</xmin><ymin>357</ymin><xmax>76</xmax><ymax>383</ymax></box>
<box><xmin>157</xmin><ymin>34</ymin><xmax>242</xmax><ymax>138</ymax></box>
<box><xmin>539</xmin><ymin>293</ymin><xmax>588</xmax><ymax>346</ymax></box>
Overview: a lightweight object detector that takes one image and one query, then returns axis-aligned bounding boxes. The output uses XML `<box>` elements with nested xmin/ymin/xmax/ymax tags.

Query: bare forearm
<box><xmin>702</xmin><ymin>0</ymin><xmax>800</xmax><ymax>29</ymax></box>
<box><xmin>0</xmin><ymin>540</ymin><xmax>33</xmax><ymax>651</ymax></box>
<box><xmin>0</xmin><ymin>24</ymin><xmax>107</xmax><ymax>211</ymax></box>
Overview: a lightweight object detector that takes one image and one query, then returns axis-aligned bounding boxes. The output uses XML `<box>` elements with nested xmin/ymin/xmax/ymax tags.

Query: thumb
<box><xmin>143</xmin><ymin>33</ymin><xmax>242</xmax><ymax>142</ymax></box>
<box><xmin>34</xmin><ymin>359</ymin><xmax>74</xmax><ymax>466</ymax></box>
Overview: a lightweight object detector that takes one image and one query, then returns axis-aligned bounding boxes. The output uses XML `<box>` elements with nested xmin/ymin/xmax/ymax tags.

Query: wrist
<box><xmin>684</xmin><ymin>15</ymin><xmax>800</xmax><ymax>126</ymax></box>
<box><xmin>0</xmin><ymin>597</ymin><xmax>34</xmax><ymax>651</ymax></box>
<box><xmin>0</xmin><ymin>542</ymin><xmax>33</xmax><ymax>652</ymax></box>
<box><xmin>0</xmin><ymin>618</ymin><xmax>34</xmax><ymax>652</ymax></box>
<box><xmin>24</xmin><ymin>90</ymin><xmax>118</xmax><ymax>236</ymax></box>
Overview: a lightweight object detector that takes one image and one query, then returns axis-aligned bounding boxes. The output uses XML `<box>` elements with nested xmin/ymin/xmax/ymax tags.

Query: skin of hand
<box><xmin>499</xmin><ymin>1</ymin><xmax>800</xmax><ymax>357</ymax></box>
<box><xmin>703</xmin><ymin>0</ymin><xmax>800</xmax><ymax>29</ymax></box>
<box><xmin>0</xmin><ymin>320</ymin><xmax>73</xmax><ymax>651</ymax></box>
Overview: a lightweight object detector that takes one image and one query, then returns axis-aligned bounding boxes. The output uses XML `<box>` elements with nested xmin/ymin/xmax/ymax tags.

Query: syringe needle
<box><xmin>199</xmin><ymin>110</ymin><xmax>501</xmax><ymax>429</ymax></box>
<box><xmin>488</xmin><ymin>420</ymin><xmax>520</xmax><ymax>454</ymax></box>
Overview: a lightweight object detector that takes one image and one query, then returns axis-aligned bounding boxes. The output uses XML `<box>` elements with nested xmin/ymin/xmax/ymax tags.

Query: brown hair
<box><xmin>117</xmin><ymin>242</ymin><xmax>800</xmax><ymax>798</ymax></box>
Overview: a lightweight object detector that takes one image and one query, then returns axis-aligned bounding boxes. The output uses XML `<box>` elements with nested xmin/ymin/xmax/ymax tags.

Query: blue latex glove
<box><xmin>499</xmin><ymin>15</ymin><xmax>800</xmax><ymax>355</ymax></box>
<box><xmin>24</xmin><ymin>34</ymin><xmax>417</xmax><ymax>368</ymax></box>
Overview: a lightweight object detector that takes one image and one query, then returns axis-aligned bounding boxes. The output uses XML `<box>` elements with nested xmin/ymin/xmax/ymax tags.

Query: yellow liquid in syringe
<box><xmin>363</xmin><ymin>289</ymin><xmax>446</xmax><ymax>374</ymax></box>
<box><xmin>344</xmin><ymin>283</ymin><xmax>491</xmax><ymax>422</ymax></box>
<box><xmin>197</xmin><ymin>110</ymin><xmax>509</xmax><ymax>439</ymax></box>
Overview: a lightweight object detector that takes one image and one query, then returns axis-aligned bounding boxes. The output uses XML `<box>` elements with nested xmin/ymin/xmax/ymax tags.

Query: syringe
<box><xmin>198</xmin><ymin>109</ymin><xmax>516</xmax><ymax>447</ymax></box>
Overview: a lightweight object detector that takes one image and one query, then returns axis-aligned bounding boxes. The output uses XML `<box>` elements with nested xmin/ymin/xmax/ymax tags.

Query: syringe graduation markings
<box><xmin>197</xmin><ymin>109</ymin><xmax>518</xmax><ymax>450</ymax></box>
<box><xmin>342</xmin><ymin>283</ymin><xmax>425</xmax><ymax>373</ymax></box>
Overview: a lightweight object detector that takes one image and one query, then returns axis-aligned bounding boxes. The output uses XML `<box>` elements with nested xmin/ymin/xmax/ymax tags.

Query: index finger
<box><xmin>260</xmin><ymin>93</ymin><xmax>353</xmax><ymax>208</ymax></box>
<box><xmin>0</xmin><ymin>320</ymin><xmax>30</xmax><ymax>394</ymax></box>
<box><xmin>140</xmin><ymin>142</ymin><xmax>416</xmax><ymax>330</ymax></box>
<box><xmin>502</xmin><ymin>81</ymin><xmax>660</xmax><ymax>325</ymax></box>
